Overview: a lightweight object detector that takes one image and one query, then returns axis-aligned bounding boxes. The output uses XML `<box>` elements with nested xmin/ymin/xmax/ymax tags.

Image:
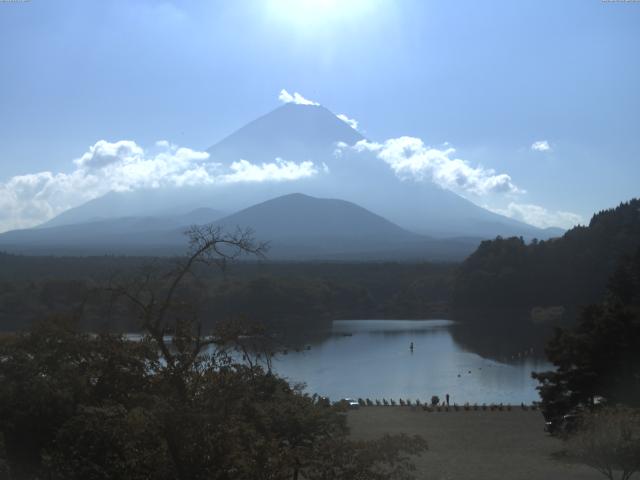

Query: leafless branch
<box><xmin>106</xmin><ymin>223</ymin><xmax>268</xmax><ymax>375</ymax></box>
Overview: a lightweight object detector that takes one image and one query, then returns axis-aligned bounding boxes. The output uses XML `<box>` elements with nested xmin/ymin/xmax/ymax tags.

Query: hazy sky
<box><xmin>0</xmin><ymin>0</ymin><xmax>639</xmax><ymax>230</ymax></box>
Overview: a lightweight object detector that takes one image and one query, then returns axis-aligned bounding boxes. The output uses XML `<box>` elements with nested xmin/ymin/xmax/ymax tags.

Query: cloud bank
<box><xmin>349</xmin><ymin>137</ymin><xmax>523</xmax><ymax>196</ymax></box>
<box><xmin>0</xmin><ymin>131</ymin><xmax>580</xmax><ymax>235</ymax></box>
<box><xmin>278</xmin><ymin>89</ymin><xmax>319</xmax><ymax>106</ymax></box>
<box><xmin>336</xmin><ymin>113</ymin><xmax>359</xmax><ymax>131</ymax></box>
<box><xmin>531</xmin><ymin>140</ymin><xmax>551</xmax><ymax>152</ymax></box>
<box><xmin>0</xmin><ymin>140</ymin><xmax>320</xmax><ymax>233</ymax></box>
<box><xmin>488</xmin><ymin>202</ymin><xmax>582</xmax><ymax>229</ymax></box>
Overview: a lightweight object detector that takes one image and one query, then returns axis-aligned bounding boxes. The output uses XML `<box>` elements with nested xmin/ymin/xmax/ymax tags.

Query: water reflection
<box><xmin>270</xmin><ymin>319</ymin><xmax>552</xmax><ymax>404</ymax></box>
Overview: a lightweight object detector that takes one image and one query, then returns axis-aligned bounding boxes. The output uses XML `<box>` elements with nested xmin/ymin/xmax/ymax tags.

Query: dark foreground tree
<box><xmin>533</xmin><ymin>248</ymin><xmax>640</xmax><ymax>423</ymax></box>
<box><xmin>532</xmin><ymin>302</ymin><xmax>640</xmax><ymax>423</ymax></box>
<box><xmin>0</xmin><ymin>319</ymin><xmax>427</xmax><ymax>480</ymax></box>
<box><xmin>532</xmin><ymin>249</ymin><xmax>640</xmax><ymax>478</ymax></box>
<box><xmin>0</xmin><ymin>225</ymin><xmax>427</xmax><ymax>479</ymax></box>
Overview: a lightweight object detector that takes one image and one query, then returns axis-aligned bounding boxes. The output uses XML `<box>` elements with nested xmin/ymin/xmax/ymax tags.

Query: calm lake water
<box><xmin>269</xmin><ymin>320</ymin><xmax>552</xmax><ymax>405</ymax></box>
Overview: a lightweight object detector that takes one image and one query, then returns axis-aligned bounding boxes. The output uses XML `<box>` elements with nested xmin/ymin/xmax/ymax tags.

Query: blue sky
<box><xmin>0</xmin><ymin>0</ymin><xmax>639</xmax><ymax>230</ymax></box>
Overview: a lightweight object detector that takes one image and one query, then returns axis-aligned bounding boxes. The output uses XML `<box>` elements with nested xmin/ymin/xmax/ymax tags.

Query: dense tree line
<box><xmin>0</xmin><ymin>260</ymin><xmax>454</xmax><ymax>333</ymax></box>
<box><xmin>453</xmin><ymin>199</ymin><xmax>640</xmax><ymax>315</ymax></box>
<box><xmin>533</xmin><ymin>245</ymin><xmax>640</xmax><ymax>424</ymax></box>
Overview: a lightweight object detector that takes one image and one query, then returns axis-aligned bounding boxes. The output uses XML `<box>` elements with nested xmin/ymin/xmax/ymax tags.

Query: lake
<box><xmin>269</xmin><ymin>319</ymin><xmax>552</xmax><ymax>405</ymax></box>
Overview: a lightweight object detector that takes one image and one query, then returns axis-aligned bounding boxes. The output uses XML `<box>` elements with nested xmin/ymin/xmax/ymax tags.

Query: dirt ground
<box><xmin>347</xmin><ymin>406</ymin><xmax>603</xmax><ymax>480</ymax></box>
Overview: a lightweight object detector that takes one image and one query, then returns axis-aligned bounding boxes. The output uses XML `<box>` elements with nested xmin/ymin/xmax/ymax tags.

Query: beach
<box><xmin>348</xmin><ymin>406</ymin><xmax>601</xmax><ymax>480</ymax></box>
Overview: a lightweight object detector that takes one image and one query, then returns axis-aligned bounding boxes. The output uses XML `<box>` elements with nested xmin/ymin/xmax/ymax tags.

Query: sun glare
<box><xmin>266</xmin><ymin>0</ymin><xmax>380</xmax><ymax>30</ymax></box>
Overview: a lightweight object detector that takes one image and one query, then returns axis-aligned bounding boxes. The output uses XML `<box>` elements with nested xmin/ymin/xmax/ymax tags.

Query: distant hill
<box><xmin>215</xmin><ymin>193</ymin><xmax>416</xmax><ymax>242</ymax></box>
<box><xmin>0</xmin><ymin>208</ymin><xmax>222</xmax><ymax>255</ymax></box>
<box><xmin>41</xmin><ymin>190</ymin><xmax>226</xmax><ymax>229</ymax></box>
<box><xmin>35</xmin><ymin>103</ymin><xmax>563</xmax><ymax>240</ymax></box>
<box><xmin>452</xmin><ymin>198</ymin><xmax>640</xmax><ymax>314</ymax></box>
<box><xmin>0</xmin><ymin>193</ymin><xmax>480</xmax><ymax>260</ymax></box>
<box><xmin>212</xmin><ymin>193</ymin><xmax>479</xmax><ymax>260</ymax></box>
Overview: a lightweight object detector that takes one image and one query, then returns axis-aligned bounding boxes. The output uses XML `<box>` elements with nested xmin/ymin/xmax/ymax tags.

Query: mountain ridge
<box><xmin>0</xmin><ymin>193</ymin><xmax>481</xmax><ymax>260</ymax></box>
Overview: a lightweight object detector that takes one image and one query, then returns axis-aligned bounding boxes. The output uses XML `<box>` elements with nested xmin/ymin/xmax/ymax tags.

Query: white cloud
<box><xmin>348</xmin><ymin>137</ymin><xmax>523</xmax><ymax>196</ymax></box>
<box><xmin>531</xmin><ymin>140</ymin><xmax>551</xmax><ymax>152</ymax></box>
<box><xmin>278</xmin><ymin>89</ymin><xmax>320</xmax><ymax>106</ymax></box>
<box><xmin>223</xmin><ymin>158</ymin><xmax>318</xmax><ymax>183</ymax></box>
<box><xmin>336</xmin><ymin>113</ymin><xmax>358</xmax><ymax>131</ymax></box>
<box><xmin>74</xmin><ymin>140</ymin><xmax>144</xmax><ymax>170</ymax></box>
<box><xmin>488</xmin><ymin>202</ymin><xmax>583</xmax><ymax>230</ymax></box>
<box><xmin>333</xmin><ymin>141</ymin><xmax>348</xmax><ymax>158</ymax></box>
<box><xmin>0</xmin><ymin>140</ymin><xmax>321</xmax><ymax>233</ymax></box>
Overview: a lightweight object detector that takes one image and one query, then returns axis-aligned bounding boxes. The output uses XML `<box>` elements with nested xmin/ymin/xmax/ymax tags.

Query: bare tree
<box><xmin>567</xmin><ymin>407</ymin><xmax>640</xmax><ymax>480</ymax></box>
<box><xmin>108</xmin><ymin>225</ymin><xmax>267</xmax><ymax>382</ymax></box>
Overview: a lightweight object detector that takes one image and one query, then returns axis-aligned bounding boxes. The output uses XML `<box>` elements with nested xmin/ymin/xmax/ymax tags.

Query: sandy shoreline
<box><xmin>347</xmin><ymin>406</ymin><xmax>601</xmax><ymax>480</ymax></box>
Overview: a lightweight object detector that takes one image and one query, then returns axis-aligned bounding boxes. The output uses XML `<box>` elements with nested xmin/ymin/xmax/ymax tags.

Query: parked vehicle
<box><xmin>544</xmin><ymin>412</ymin><xmax>581</xmax><ymax>435</ymax></box>
<box><xmin>340</xmin><ymin>398</ymin><xmax>360</xmax><ymax>409</ymax></box>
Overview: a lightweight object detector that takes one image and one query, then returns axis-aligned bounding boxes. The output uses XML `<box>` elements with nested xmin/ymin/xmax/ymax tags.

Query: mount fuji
<box><xmin>0</xmin><ymin>103</ymin><xmax>562</xmax><ymax>259</ymax></box>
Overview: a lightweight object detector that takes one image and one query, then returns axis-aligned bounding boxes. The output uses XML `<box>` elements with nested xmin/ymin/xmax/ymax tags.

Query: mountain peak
<box><xmin>206</xmin><ymin>102</ymin><xmax>363</xmax><ymax>166</ymax></box>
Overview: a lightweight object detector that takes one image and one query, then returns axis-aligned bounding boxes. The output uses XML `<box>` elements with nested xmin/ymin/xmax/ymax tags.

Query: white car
<box><xmin>342</xmin><ymin>398</ymin><xmax>360</xmax><ymax>409</ymax></box>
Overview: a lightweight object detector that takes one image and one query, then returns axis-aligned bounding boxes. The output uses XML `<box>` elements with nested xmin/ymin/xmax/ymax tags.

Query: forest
<box><xmin>453</xmin><ymin>199</ymin><xmax>640</xmax><ymax>320</ymax></box>
<box><xmin>0</xmin><ymin>255</ymin><xmax>454</xmax><ymax>333</ymax></box>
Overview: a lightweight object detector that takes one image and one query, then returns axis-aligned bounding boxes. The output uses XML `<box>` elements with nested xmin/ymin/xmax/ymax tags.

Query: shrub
<box><xmin>431</xmin><ymin>395</ymin><xmax>440</xmax><ymax>406</ymax></box>
<box><xmin>567</xmin><ymin>407</ymin><xmax>640</xmax><ymax>480</ymax></box>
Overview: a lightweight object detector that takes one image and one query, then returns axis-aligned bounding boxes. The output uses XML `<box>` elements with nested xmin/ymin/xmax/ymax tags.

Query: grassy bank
<box><xmin>347</xmin><ymin>407</ymin><xmax>601</xmax><ymax>480</ymax></box>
